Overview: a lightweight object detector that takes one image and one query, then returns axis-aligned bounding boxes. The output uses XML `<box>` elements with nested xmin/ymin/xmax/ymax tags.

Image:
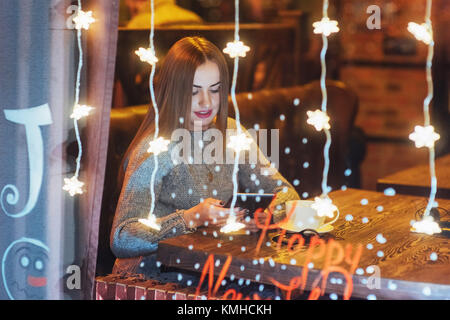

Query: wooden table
<box><xmin>377</xmin><ymin>153</ymin><xmax>450</xmax><ymax>199</ymax></box>
<box><xmin>157</xmin><ymin>189</ymin><xmax>450</xmax><ymax>300</ymax></box>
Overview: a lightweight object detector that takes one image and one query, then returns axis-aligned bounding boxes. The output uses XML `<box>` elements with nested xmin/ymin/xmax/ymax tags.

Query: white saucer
<box><xmin>279</xmin><ymin>223</ymin><xmax>334</xmax><ymax>234</ymax></box>
<box><xmin>316</xmin><ymin>224</ymin><xmax>334</xmax><ymax>234</ymax></box>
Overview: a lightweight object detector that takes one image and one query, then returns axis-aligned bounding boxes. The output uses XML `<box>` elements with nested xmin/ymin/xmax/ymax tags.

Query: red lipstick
<box><xmin>194</xmin><ymin>110</ymin><xmax>212</xmax><ymax>119</ymax></box>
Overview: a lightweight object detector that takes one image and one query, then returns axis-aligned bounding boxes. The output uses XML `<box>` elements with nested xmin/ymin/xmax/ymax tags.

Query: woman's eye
<box><xmin>192</xmin><ymin>91</ymin><xmax>198</xmax><ymax>96</ymax></box>
<box><xmin>210</xmin><ymin>88</ymin><xmax>220</xmax><ymax>93</ymax></box>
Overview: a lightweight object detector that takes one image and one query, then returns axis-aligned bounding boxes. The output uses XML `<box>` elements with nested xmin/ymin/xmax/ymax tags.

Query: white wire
<box><xmin>229</xmin><ymin>58</ymin><xmax>241</xmax><ymax>215</ymax></box>
<box><xmin>234</xmin><ymin>0</ymin><xmax>240</xmax><ymax>41</ymax></box>
<box><xmin>322</xmin><ymin>129</ymin><xmax>331</xmax><ymax>196</ymax></box>
<box><xmin>148</xmin><ymin>64</ymin><xmax>159</xmax><ymax>217</ymax></box>
<box><xmin>423</xmin><ymin>0</ymin><xmax>437</xmax><ymax>217</ymax></box>
<box><xmin>73</xmin><ymin>0</ymin><xmax>83</xmax><ymax>179</ymax></box>
<box><xmin>148</xmin><ymin>0</ymin><xmax>159</xmax><ymax>218</ymax></box>
<box><xmin>227</xmin><ymin>0</ymin><xmax>244</xmax><ymax>221</ymax></box>
<box><xmin>323</xmin><ymin>0</ymin><xmax>329</xmax><ymax>18</ymax></box>
<box><xmin>320</xmin><ymin>35</ymin><xmax>328</xmax><ymax>112</ymax></box>
<box><xmin>319</xmin><ymin>1</ymin><xmax>331</xmax><ymax>197</ymax></box>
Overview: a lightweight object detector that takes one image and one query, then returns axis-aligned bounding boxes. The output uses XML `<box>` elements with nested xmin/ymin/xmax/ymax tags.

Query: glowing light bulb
<box><xmin>135</xmin><ymin>47</ymin><xmax>158</xmax><ymax>65</ymax></box>
<box><xmin>223</xmin><ymin>40</ymin><xmax>250</xmax><ymax>58</ymax></box>
<box><xmin>70</xmin><ymin>104</ymin><xmax>93</xmax><ymax>120</ymax></box>
<box><xmin>307</xmin><ymin>110</ymin><xmax>331</xmax><ymax>131</ymax></box>
<box><xmin>139</xmin><ymin>215</ymin><xmax>161</xmax><ymax>231</ymax></box>
<box><xmin>227</xmin><ymin>132</ymin><xmax>252</xmax><ymax>153</ymax></box>
<box><xmin>411</xmin><ymin>216</ymin><xmax>441</xmax><ymax>235</ymax></box>
<box><xmin>311</xmin><ymin>196</ymin><xmax>337</xmax><ymax>218</ymax></box>
<box><xmin>73</xmin><ymin>10</ymin><xmax>95</xmax><ymax>30</ymax></box>
<box><xmin>409</xmin><ymin>125</ymin><xmax>440</xmax><ymax>148</ymax></box>
<box><xmin>220</xmin><ymin>216</ymin><xmax>245</xmax><ymax>233</ymax></box>
<box><xmin>407</xmin><ymin>22</ymin><xmax>432</xmax><ymax>45</ymax></box>
<box><xmin>313</xmin><ymin>17</ymin><xmax>339</xmax><ymax>37</ymax></box>
<box><xmin>63</xmin><ymin>176</ymin><xmax>84</xmax><ymax>196</ymax></box>
<box><xmin>147</xmin><ymin>137</ymin><xmax>170</xmax><ymax>155</ymax></box>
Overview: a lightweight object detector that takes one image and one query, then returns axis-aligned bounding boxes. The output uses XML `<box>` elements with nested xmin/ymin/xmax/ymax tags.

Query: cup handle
<box><xmin>321</xmin><ymin>208</ymin><xmax>340</xmax><ymax>228</ymax></box>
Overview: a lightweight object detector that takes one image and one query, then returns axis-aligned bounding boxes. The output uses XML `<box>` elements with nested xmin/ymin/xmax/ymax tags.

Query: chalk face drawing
<box><xmin>1</xmin><ymin>103</ymin><xmax>53</xmax><ymax>218</ymax></box>
<box><xmin>2</xmin><ymin>238</ymin><xmax>49</xmax><ymax>300</ymax></box>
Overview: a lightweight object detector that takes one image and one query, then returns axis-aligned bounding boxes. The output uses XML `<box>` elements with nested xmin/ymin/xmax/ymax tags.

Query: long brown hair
<box><xmin>117</xmin><ymin>36</ymin><xmax>230</xmax><ymax>189</ymax></box>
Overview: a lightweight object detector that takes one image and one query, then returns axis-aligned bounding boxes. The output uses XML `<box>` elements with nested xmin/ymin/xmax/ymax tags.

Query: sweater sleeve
<box><xmin>229</xmin><ymin>119</ymin><xmax>300</xmax><ymax>222</ymax></box>
<box><xmin>110</xmin><ymin>140</ymin><xmax>195</xmax><ymax>259</ymax></box>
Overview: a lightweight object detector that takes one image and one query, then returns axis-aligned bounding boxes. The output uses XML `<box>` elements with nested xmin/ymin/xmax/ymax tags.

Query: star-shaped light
<box><xmin>407</xmin><ymin>22</ymin><xmax>432</xmax><ymax>45</ymax></box>
<box><xmin>227</xmin><ymin>132</ymin><xmax>253</xmax><ymax>153</ymax></box>
<box><xmin>411</xmin><ymin>216</ymin><xmax>441</xmax><ymax>235</ymax></box>
<box><xmin>223</xmin><ymin>41</ymin><xmax>250</xmax><ymax>58</ymax></box>
<box><xmin>70</xmin><ymin>104</ymin><xmax>94</xmax><ymax>120</ymax></box>
<box><xmin>147</xmin><ymin>137</ymin><xmax>170</xmax><ymax>155</ymax></box>
<box><xmin>307</xmin><ymin>109</ymin><xmax>331</xmax><ymax>131</ymax></box>
<box><xmin>73</xmin><ymin>10</ymin><xmax>96</xmax><ymax>30</ymax></box>
<box><xmin>311</xmin><ymin>196</ymin><xmax>338</xmax><ymax>218</ymax></box>
<box><xmin>313</xmin><ymin>17</ymin><xmax>340</xmax><ymax>37</ymax></box>
<box><xmin>409</xmin><ymin>125</ymin><xmax>440</xmax><ymax>148</ymax></box>
<box><xmin>220</xmin><ymin>216</ymin><xmax>245</xmax><ymax>234</ymax></box>
<box><xmin>139</xmin><ymin>215</ymin><xmax>161</xmax><ymax>231</ymax></box>
<box><xmin>135</xmin><ymin>47</ymin><xmax>158</xmax><ymax>65</ymax></box>
<box><xmin>63</xmin><ymin>176</ymin><xmax>84</xmax><ymax>196</ymax></box>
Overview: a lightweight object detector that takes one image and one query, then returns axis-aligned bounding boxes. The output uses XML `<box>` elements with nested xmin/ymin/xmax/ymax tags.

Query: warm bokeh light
<box><xmin>135</xmin><ymin>47</ymin><xmax>158</xmax><ymax>65</ymax></box>
<box><xmin>411</xmin><ymin>216</ymin><xmax>441</xmax><ymax>235</ymax></box>
<box><xmin>313</xmin><ymin>17</ymin><xmax>340</xmax><ymax>37</ymax></box>
<box><xmin>147</xmin><ymin>137</ymin><xmax>170</xmax><ymax>155</ymax></box>
<box><xmin>63</xmin><ymin>176</ymin><xmax>84</xmax><ymax>196</ymax></box>
<box><xmin>73</xmin><ymin>10</ymin><xmax>95</xmax><ymax>30</ymax></box>
<box><xmin>227</xmin><ymin>132</ymin><xmax>253</xmax><ymax>153</ymax></box>
<box><xmin>223</xmin><ymin>40</ymin><xmax>250</xmax><ymax>58</ymax></box>
<box><xmin>307</xmin><ymin>109</ymin><xmax>331</xmax><ymax>131</ymax></box>
<box><xmin>70</xmin><ymin>104</ymin><xmax>93</xmax><ymax>120</ymax></box>
<box><xmin>311</xmin><ymin>196</ymin><xmax>337</xmax><ymax>218</ymax></box>
<box><xmin>220</xmin><ymin>216</ymin><xmax>246</xmax><ymax>233</ymax></box>
<box><xmin>139</xmin><ymin>216</ymin><xmax>161</xmax><ymax>231</ymax></box>
<box><xmin>409</xmin><ymin>125</ymin><xmax>440</xmax><ymax>148</ymax></box>
<box><xmin>407</xmin><ymin>22</ymin><xmax>432</xmax><ymax>45</ymax></box>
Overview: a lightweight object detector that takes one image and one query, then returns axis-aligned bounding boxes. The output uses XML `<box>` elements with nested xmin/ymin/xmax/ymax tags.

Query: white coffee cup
<box><xmin>281</xmin><ymin>200</ymin><xmax>339</xmax><ymax>232</ymax></box>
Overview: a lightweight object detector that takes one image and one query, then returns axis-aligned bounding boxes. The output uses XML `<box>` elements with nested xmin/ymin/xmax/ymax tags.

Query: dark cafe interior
<box><xmin>0</xmin><ymin>0</ymin><xmax>449</xmax><ymax>302</ymax></box>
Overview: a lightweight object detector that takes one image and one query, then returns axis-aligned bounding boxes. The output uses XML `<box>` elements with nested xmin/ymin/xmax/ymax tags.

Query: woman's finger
<box><xmin>206</xmin><ymin>198</ymin><xmax>225</xmax><ymax>207</ymax></box>
<box><xmin>213</xmin><ymin>207</ymin><xmax>245</xmax><ymax>217</ymax></box>
<box><xmin>210</xmin><ymin>217</ymin><xmax>229</xmax><ymax>226</ymax></box>
<box><xmin>215</xmin><ymin>219</ymin><xmax>229</xmax><ymax>227</ymax></box>
<box><xmin>245</xmin><ymin>225</ymin><xmax>260</xmax><ymax>233</ymax></box>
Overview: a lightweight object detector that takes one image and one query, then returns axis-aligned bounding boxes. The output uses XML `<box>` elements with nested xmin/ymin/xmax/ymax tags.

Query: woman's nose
<box><xmin>198</xmin><ymin>90</ymin><xmax>211</xmax><ymax>108</ymax></box>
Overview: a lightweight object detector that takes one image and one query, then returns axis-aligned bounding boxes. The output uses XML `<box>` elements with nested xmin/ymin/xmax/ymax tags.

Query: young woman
<box><xmin>110</xmin><ymin>36</ymin><xmax>299</xmax><ymax>278</ymax></box>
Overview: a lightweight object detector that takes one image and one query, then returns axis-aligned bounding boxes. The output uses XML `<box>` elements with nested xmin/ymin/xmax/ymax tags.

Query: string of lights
<box><xmin>308</xmin><ymin>0</ymin><xmax>339</xmax><ymax>219</ymax></box>
<box><xmin>408</xmin><ymin>0</ymin><xmax>441</xmax><ymax>235</ymax></box>
<box><xmin>136</xmin><ymin>0</ymin><xmax>170</xmax><ymax>231</ymax></box>
<box><xmin>61</xmin><ymin>0</ymin><xmax>441</xmax><ymax>238</ymax></box>
<box><xmin>221</xmin><ymin>0</ymin><xmax>251</xmax><ymax>233</ymax></box>
<box><xmin>63</xmin><ymin>0</ymin><xmax>95</xmax><ymax>197</ymax></box>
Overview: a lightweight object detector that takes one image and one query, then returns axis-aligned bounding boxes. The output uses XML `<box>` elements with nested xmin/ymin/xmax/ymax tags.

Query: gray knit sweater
<box><xmin>110</xmin><ymin>118</ymin><xmax>300</xmax><ymax>259</ymax></box>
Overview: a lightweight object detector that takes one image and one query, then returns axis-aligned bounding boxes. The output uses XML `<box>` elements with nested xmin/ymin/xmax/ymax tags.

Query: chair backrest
<box><xmin>96</xmin><ymin>80</ymin><xmax>359</xmax><ymax>276</ymax></box>
<box><xmin>229</xmin><ymin>80</ymin><xmax>359</xmax><ymax>197</ymax></box>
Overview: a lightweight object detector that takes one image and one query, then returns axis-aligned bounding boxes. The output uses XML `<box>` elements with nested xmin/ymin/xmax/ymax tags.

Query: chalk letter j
<box><xmin>1</xmin><ymin>104</ymin><xmax>53</xmax><ymax>218</ymax></box>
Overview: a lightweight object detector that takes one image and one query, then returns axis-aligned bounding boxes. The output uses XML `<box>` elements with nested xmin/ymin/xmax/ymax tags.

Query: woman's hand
<box><xmin>183</xmin><ymin>198</ymin><xmax>246</xmax><ymax>228</ymax></box>
<box><xmin>239</xmin><ymin>209</ymin><xmax>272</xmax><ymax>233</ymax></box>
